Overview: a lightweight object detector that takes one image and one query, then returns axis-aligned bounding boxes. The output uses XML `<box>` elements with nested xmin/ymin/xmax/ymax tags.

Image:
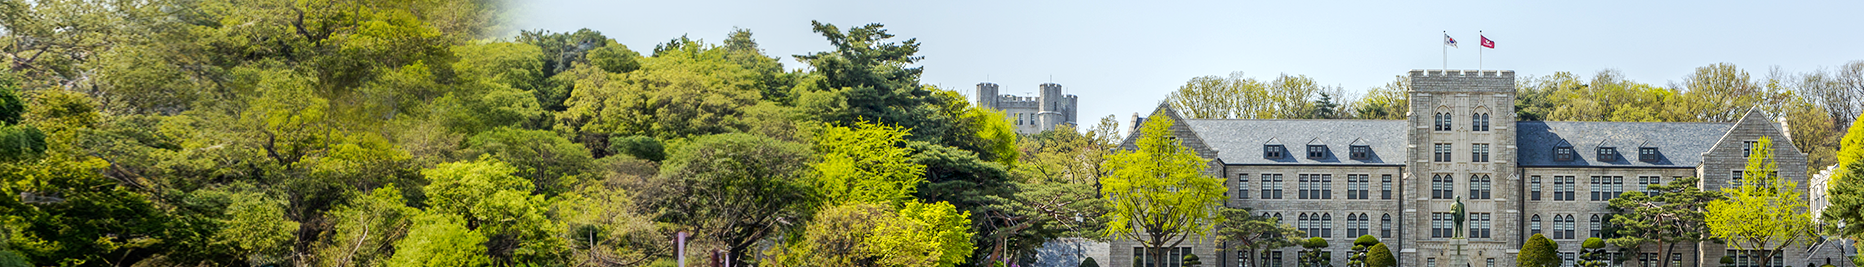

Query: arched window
<box><xmin>1351</xmin><ymin>213</ymin><xmax>1361</xmax><ymax>237</ymax></box>
<box><xmin>1381</xmin><ymin>214</ymin><xmax>1393</xmax><ymax>238</ymax></box>
<box><xmin>1299</xmin><ymin>213</ymin><xmax>1311</xmax><ymax>236</ymax></box>
<box><xmin>1552</xmin><ymin>215</ymin><xmax>1567</xmax><ymax>239</ymax></box>
<box><xmin>1530</xmin><ymin>215</ymin><xmax>1542</xmax><ymax>236</ymax></box>
<box><xmin>1564</xmin><ymin>215</ymin><xmax>1577</xmax><ymax>239</ymax></box>
<box><xmin>1470</xmin><ymin>174</ymin><xmax>1492</xmax><ymax>199</ymax></box>
<box><xmin>1321</xmin><ymin>213</ymin><xmax>1334</xmax><ymax>238</ymax></box>
<box><xmin>1473</xmin><ymin>112</ymin><xmax>1490</xmax><ymax>131</ymax></box>
<box><xmin>1434</xmin><ymin>111</ymin><xmax>1454</xmax><ymax>131</ymax></box>
<box><xmin>1590</xmin><ymin>214</ymin><xmax>1603</xmax><ymax>238</ymax></box>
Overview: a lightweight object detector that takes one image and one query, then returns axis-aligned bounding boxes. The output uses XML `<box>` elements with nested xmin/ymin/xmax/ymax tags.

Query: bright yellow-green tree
<box><xmin>1101</xmin><ymin>112</ymin><xmax>1226</xmax><ymax>266</ymax></box>
<box><xmin>809</xmin><ymin>121</ymin><xmax>926</xmax><ymax>206</ymax></box>
<box><xmin>1707</xmin><ymin>137</ymin><xmax>1815</xmax><ymax>267</ymax></box>
<box><xmin>866</xmin><ymin>201</ymin><xmax>975</xmax><ymax>267</ymax></box>
<box><xmin>766</xmin><ymin>202</ymin><xmax>974</xmax><ymax>267</ymax></box>
<box><xmin>1822</xmin><ymin>118</ymin><xmax>1864</xmax><ymax>258</ymax></box>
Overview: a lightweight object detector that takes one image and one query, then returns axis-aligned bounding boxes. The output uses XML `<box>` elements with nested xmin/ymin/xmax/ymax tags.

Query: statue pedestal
<box><xmin>1449</xmin><ymin>238</ymin><xmax>1469</xmax><ymax>267</ymax></box>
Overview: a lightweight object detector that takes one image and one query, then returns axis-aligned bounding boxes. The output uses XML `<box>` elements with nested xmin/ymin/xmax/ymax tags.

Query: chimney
<box><xmin>1130</xmin><ymin>112</ymin><xmax>1144</xmax><ymax>133</ymax></box>
<box><xmin>1779</xmin><ymin>117</ymin><xmax>1792</xmax><ymax>143</ymax></box>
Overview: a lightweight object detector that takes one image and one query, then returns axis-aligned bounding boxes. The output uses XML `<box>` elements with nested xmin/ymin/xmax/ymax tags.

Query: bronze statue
<box><xmin>1451</xmin><ymin>196</ymin><xmax>1466</xmax><ymax>238</ymax></box>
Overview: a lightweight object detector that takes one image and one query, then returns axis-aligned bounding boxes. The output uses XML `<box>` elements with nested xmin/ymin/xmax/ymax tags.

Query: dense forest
<box><xmin>0</xmin><ymin>0</ymin><xmax>1121</xmax><ymax>266</ymax></box>
<box><xmin>2</xmin><ymin>0</ymin><xmax>1863</xmax><ymax>267</ymax></box>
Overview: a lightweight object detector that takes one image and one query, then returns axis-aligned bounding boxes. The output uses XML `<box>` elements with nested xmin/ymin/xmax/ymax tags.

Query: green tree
<box><xmin>1348</xmin><ymin>235</ymin><xmax>1379</xmax><ymax>267</ymax></box>
<box><xmin>642</xmin><ymin>133</ymin><xmax>815</xmax><ymax>265</ymax></box>
<box><xmin>1707</xmin><ymin>137</ymin><xmax>1816</xmax><ymax>267</ymax></box>
<box><xmin>0</xmin><ymin>224</ymin><xmax>24</xmax><ymax>267</ymax></box>
<box><xmin>1166</xmin><ymin>72</ymin><xmax>1264</xmax><ymax>119</ymax></box>
<box><xmin>1824</xmin><ymin>118</ymin><xmax>1864</xmax><ymax>259</ymax></box>
<box><xmin>792</xmin><ymin>21</ymin><xmax>928</xmax><ymax>128</ymax></box>
<box><xmin>608</xmin><ymin>135</ymin><xmax>666</xmax><ymax>161</ymax></box>
<box><xmin>1215</xmin><ymin>208</ymin><xmax>1303</xmax><ymax>267</ymax></box>
<box><xmin>766</xmin><ymin>202</ymin><xmax>974</xmax><ymax>267</ymax></box>
<box><xmin>993</xmin><ymin>125</ymin><xmax>1115</xmax><ymax>263</ymax></box>
<box><xmin>1680</xmin><ymin>63</ymin><xmax>1770</xmax><ymax>122</ymax></box>
<box><xmin>386</xmin><ymin>213</ymin><xmax>491</xmax><ymax>267</ymax></box>
<box><xmin>810</xmin><ymin>121</ymin><xmax>926</xmax><ymax>205</ymax></box>
<box><xmin>0</xmin><ymin>75</ymin><xmax>43</xmax><ymax>161</ymax></box>
<box><xmin>1102</xmin><ymin>113</ymin><xmax>1226</xmax><ymax>266</ymax></box>
<box><xmin>1578</xmin><ymin>238</ymin><xmax>1609</xmax><ymax>267</ymax></box>
<box><xmin>1312</xmin><ymin>92</ymin><xmax>1341</xmax><ymax>119</ymax></box>
<box><xmin>1608</xmin><ymin>176</ymin><xmax>1721</xmax><ymax>267</ymax></box>
<box><xmin>1838</xmin><ymin>115</ymin><xmax>1864</xmax><ymax>172</ymax></box>
<box><xmin>1826</xmin><ymin>163</ymin><xmax>1864</xmax><ymax>254</ymax></box>
<box><xmin>555</xmin><ymin>35</ymin><xmax>767</xmax><ymax>142</ymax></box>
<box><xmin>1365</xmin><ymin>243</ymin><xmax>1396</xmax><ymax>267</ymax></box>
<box><xmin>555</xmin><ymin>181</ymin><xmax>665</xmax><ymax>267</ymax></box>
<box><xmin>1352</xmin><ymin>76</ymin><xmax>1410</xmax><ymax>120</ymax></box>
<box><xmin>0</xmin><ymin>90</ymin><xmax>176</xmax><ymax>266</ymax></box>
<box><xmin>768</xmin><ymin>203</ymin><xmax>891</xmax><ymax>266</ymax></box>
<box><xmin>418</xmin><ymin>157</ymin><xmax>564</xmax><ymax>265</ymax></box>
<box><xmin>1519</xmin><ymin>234</ymin><xmax>1562</xmax><ymax>267</ymax></box>
<box><xmin>315</xmin><ymin>184</ymin><xmax>417</xmax><ymax>267</ymax></box>
<box><xmin>1299</xmin><ymin>237</ymin><xmax>1332</xmax><ymax>267</ymax></box>
<box><xmin>464</xmin><ymin>127</ymin><xmax>594</xmax><ymax>197</ymax></box>
<box><xmin>867</xmin><ymin>201</ymin><xmax>976</xmax><ymax>267</ymax></box>
<box><xmin>1164</xmin><ymin>72</ymin><xmax>1333</xmax><ymax>119</ymax></box>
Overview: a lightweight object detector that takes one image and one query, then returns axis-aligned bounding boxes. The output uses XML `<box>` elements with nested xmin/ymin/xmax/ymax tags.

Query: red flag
<box><xmin>1480</xmin><ymin>35</ymin><xmax>1495</xmax><ymax>48</ymax></box>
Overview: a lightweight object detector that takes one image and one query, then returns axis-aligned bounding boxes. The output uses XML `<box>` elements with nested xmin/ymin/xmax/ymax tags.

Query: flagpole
<box><xmin>1479</xmin><ymin>31</ymin><xmax>1484</xmax><ymax>71</ymax></box>
<box><xmin>1442</xmin><ymin>31</ymin><xmax>1447</xmax><ymax>70</ymax></box>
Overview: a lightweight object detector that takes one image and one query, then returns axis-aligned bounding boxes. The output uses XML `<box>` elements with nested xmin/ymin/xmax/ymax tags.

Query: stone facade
<box><xmin>977</xmin><ymin>82</ymin><xmax>1079</xmax><ymax>135</ymax></box>
<box><xmin>1105</xmin><ymin>69</ymin><xmax>1841</xmax><ymax>267</ymax></box>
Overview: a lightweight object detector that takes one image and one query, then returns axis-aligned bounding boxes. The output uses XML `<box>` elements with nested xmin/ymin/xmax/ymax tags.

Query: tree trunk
<box><xmin>1658</xmin><ymin>241</ymin><xmax>1675</xmax><ymax>267</ymax></box>
<box><xmin>1247</xmin><ymin>248</ymin><xmax>1259</xmax><ymax>267</ymax></box>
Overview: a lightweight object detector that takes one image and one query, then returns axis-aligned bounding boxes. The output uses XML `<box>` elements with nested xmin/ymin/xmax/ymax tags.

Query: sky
<box><xmin>512</xmin><ymin>0</ymin><xmax>1864</xmax><ymax>129</ymax></box>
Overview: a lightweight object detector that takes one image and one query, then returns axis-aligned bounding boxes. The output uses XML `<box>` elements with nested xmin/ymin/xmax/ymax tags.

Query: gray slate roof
<box><xmin>1515</xmin><ymin>121</ymin><xmax>1734</xmax><ymax>167</ymax></box>
<box><xmin>1182</xmin><ymin>119</ymin><xmax>1409</xmax><ymax>165</ymax></box>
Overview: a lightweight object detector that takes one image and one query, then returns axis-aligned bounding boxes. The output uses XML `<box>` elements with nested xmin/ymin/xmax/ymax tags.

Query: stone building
<box><xmin>976</xmin><ymin>82</ymin><xmax>1079</xmax><ymax>135</ymax></box>
<box><xmin>1109</xmin><ymin>69</ymin><xmax>1844</xmax><ymax>267</ymax></box>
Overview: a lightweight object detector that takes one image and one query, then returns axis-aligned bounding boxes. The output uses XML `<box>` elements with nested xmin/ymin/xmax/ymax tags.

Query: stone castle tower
<box><xmin>976</xmin><ymin>82</ymin><xmax>1079</xmax><ymax>135</ymax></box>
<box><xmin>1403</xmin><ymin>70</ymin><xmax>1520</xmax><ymax>267</ymax></box>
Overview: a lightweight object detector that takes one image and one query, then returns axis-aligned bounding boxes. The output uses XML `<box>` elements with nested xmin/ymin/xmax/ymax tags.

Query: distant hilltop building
<box><xmin>976</xmin><ymin>82</ymin><xmax>1079</xmax><ymax>135</ymax></box>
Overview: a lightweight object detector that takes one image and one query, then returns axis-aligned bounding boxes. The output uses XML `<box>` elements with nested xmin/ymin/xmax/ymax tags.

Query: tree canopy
<box><xmin>1101</xmin><ymin>113</ymin><xmax>1226</xmax><ymax>266</ymax></box>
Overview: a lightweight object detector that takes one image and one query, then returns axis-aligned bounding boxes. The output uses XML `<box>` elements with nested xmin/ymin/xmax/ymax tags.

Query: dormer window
<box><xmin>1554</xmin><ymin>146</ymin><xmax>1575</xmax><ymax>161</ymax></box>
<box><xmin>1265</xmin><ymin>145</ymin><xmax>1286</xmax><ymax>159</ymax></box>
<box><xmin>1639</xmin><ymin>147</ymin><xmax>1658</xmax><ymax>162</ymax></box>
<box><xmin>1598</xmin><ymin>147</ymin><xmax>1618</xmax><ymax>161</ymax></box>
<box><xmin>1350</xmin><ymin>145</ymin><xmax>1370</xmax><ymax>160</ymax></box>
<box><xmin>1307</xmin><ymin>145</ymin><xmax>1327</xmax><ymax>159</ymax></box>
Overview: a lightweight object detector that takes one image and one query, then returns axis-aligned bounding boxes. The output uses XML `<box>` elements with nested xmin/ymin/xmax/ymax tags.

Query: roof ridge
<box><xmin>1184</xmin><ymin>119</ymin><xmax>1407</xmax><ymax>122</ymax></box>
<box><xmin>1519</xmin><ymin>121</ymin><xmax>1736</xmax><ymax>125</ymax></box>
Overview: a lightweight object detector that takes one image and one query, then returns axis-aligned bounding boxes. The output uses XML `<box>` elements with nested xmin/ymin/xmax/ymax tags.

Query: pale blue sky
<box><xmin>513</xmin><ymin>0</ymin><xmax>1864</xmax><ymax>127</ymax></box>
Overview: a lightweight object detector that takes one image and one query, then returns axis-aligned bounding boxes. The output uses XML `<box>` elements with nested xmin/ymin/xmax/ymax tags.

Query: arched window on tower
<box><xmin>1435</xmin><ymin>112</ymin><xmax>1452</xmax><ymax>131</ymax></box>
<box><xmin>1473</xmin><ymin>112</ymin><xmax>1490</xmax><ymax>131</ymax></box>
